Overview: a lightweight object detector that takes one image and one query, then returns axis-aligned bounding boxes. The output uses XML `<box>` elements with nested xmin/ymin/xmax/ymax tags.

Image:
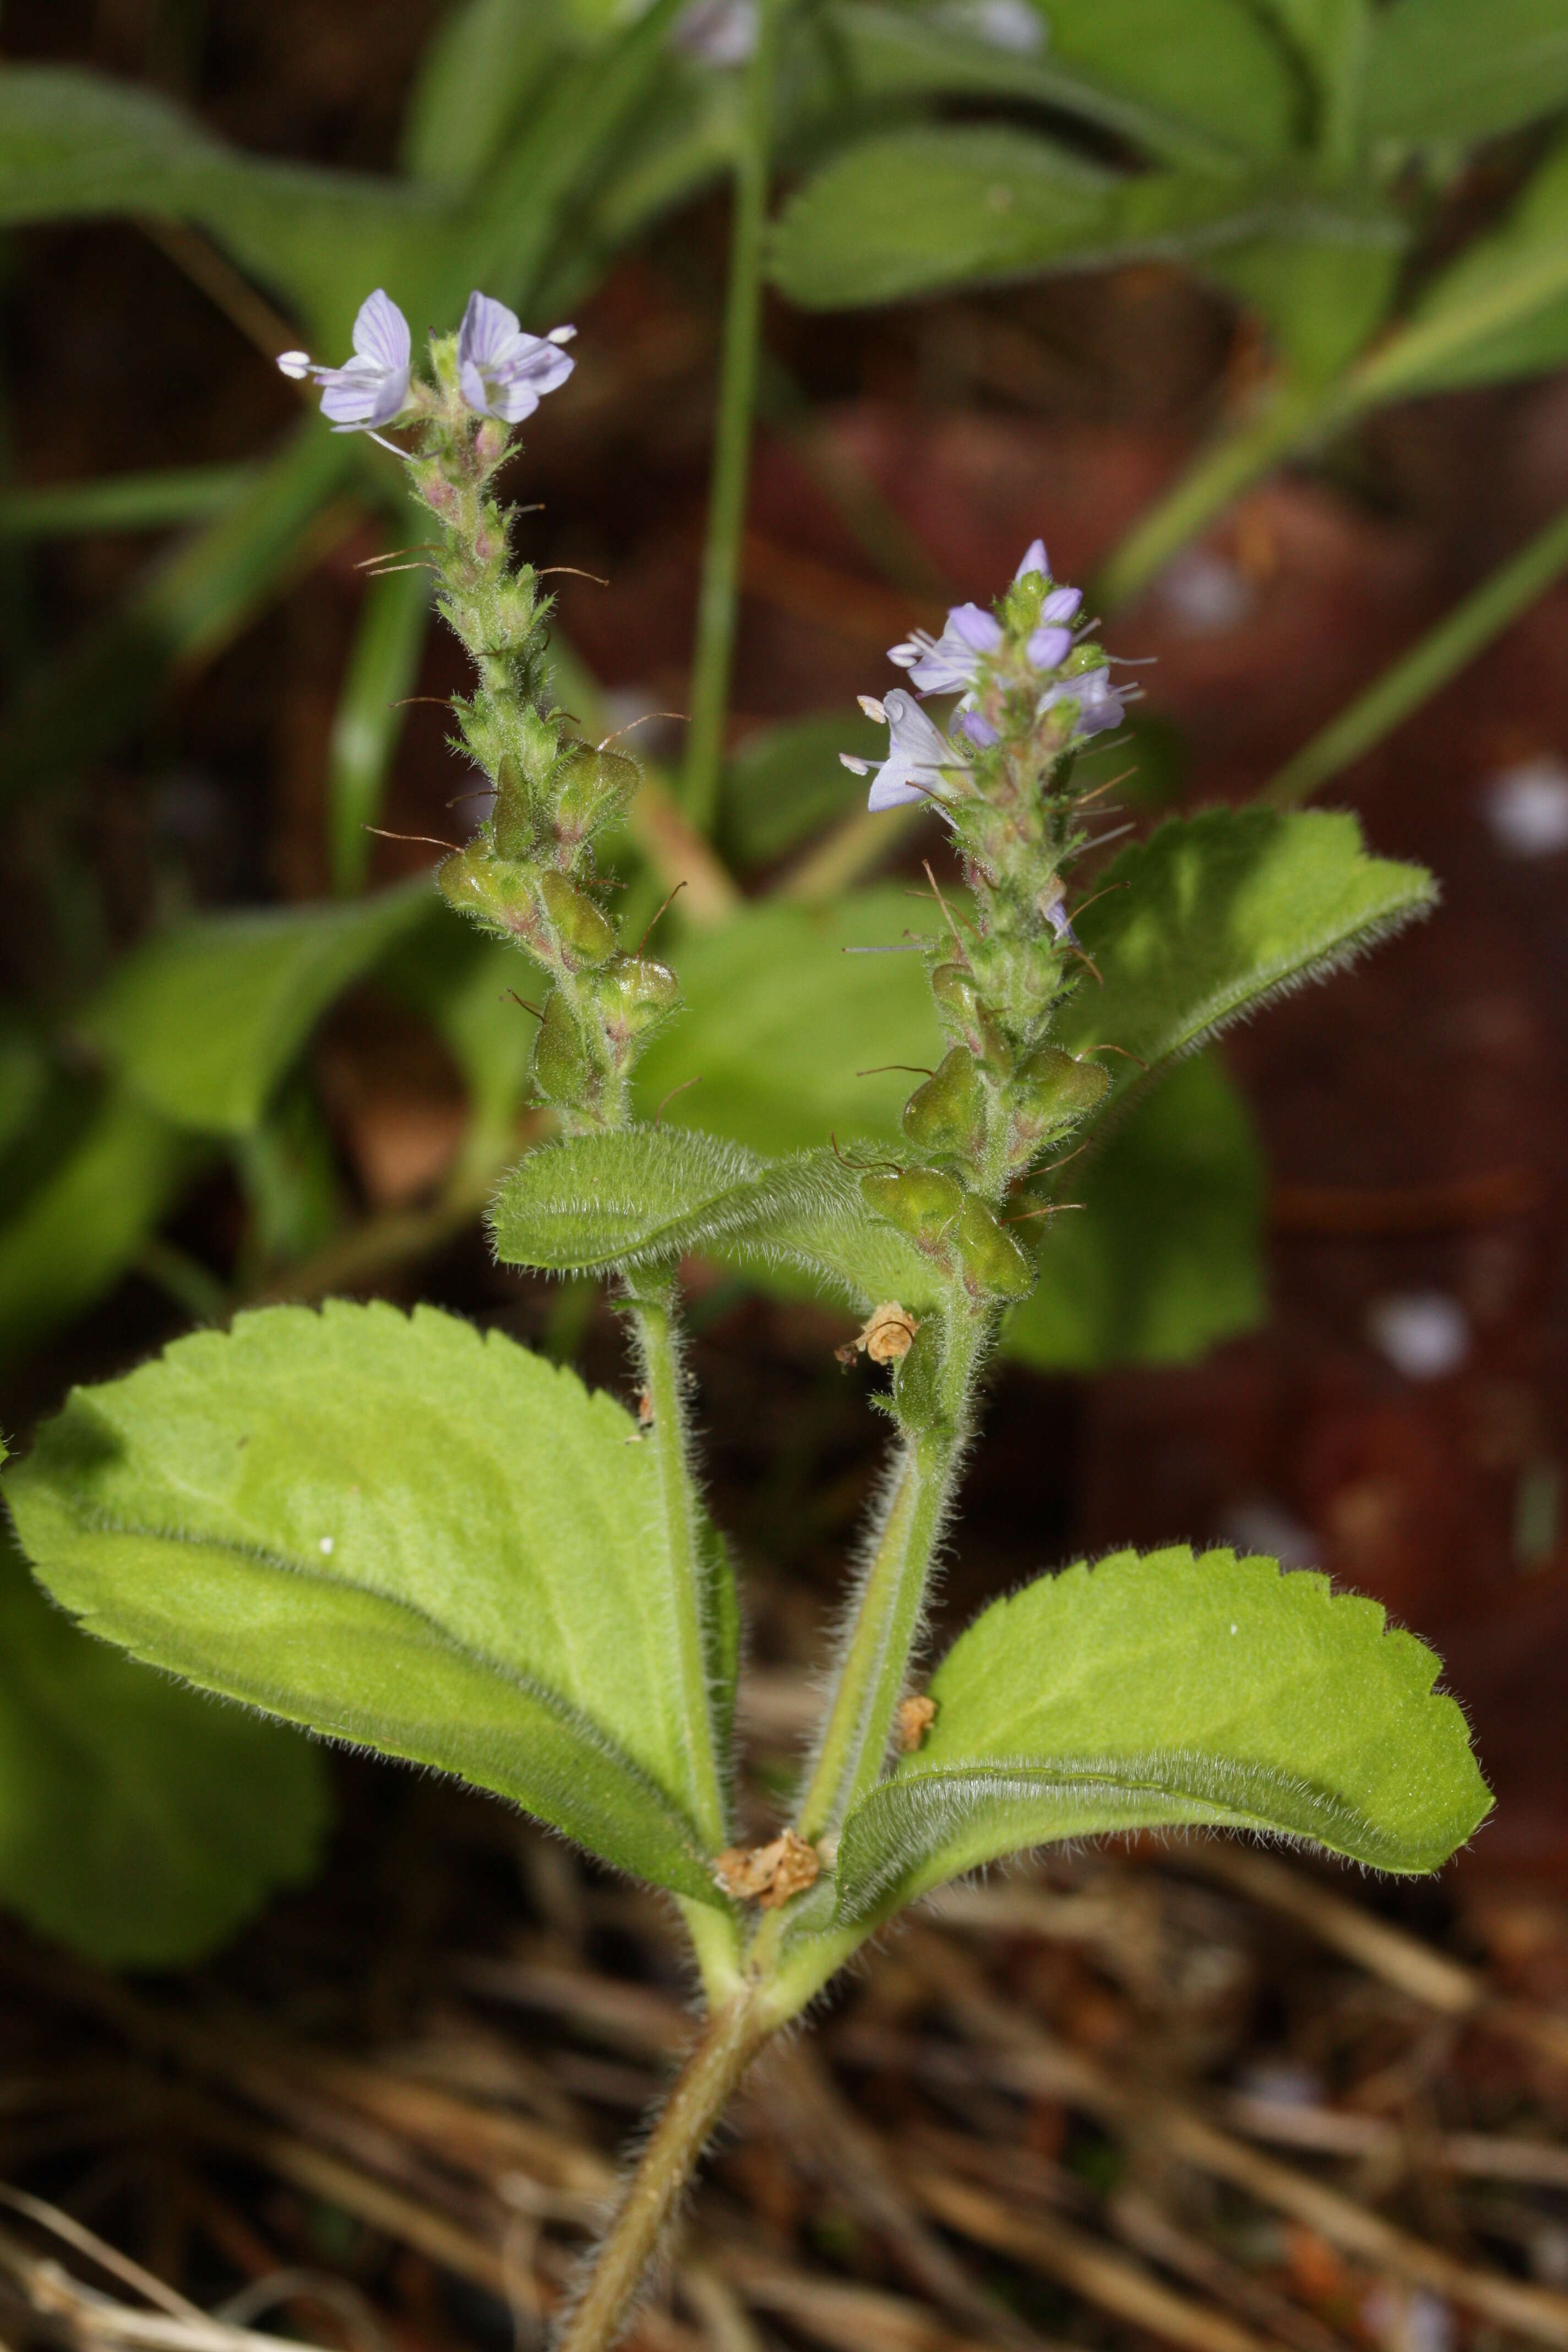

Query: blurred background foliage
<box><xmin>0</xmin><ymin>0</ymin><xmax>1566</xmax><ymax>1963</ymax></box>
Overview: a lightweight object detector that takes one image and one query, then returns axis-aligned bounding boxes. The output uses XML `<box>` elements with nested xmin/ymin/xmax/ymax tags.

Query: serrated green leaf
<box><xmin>1004</xmin><ymin>1052</ymin><xmax>1263</xmax><ymax>1371</ymax></box>
<box><xmin>0</xmin><ymin>1077</ymin><xmax>199</xmax><ymax>1365</ymax></box>
<box><xmin>0</xmin><ymin>1517</ymin><xmax>328</xmax><ymax>1969</ymax></box>
<box><xmin>1372</xmin><ymin>132</ymin><xmax>1568</xmax><ymax>396</ymax></box>
<box><xmin>1055</xmin><ymin>808</ymin><xmax>1434</xmax><ymax>1098</ymax></box>
<box><xmin>3</xmin><ymin>1302</ymin><xmax>735</xmax><ymax>1903</ymax></box>
<box><xmin>634</xmin><ymin>889</ymin><xmax>935</xmax><ymax>1154</ymax></box>
<box><xmin>80</xmin><ymin>883</ymin><xmax>433</xmax><ymax>1136</ymax></box>
<box><xmin>834</xmin><ymin>1544</ymin><xmax>1491</xmax><ymax>1924</ymax></box>
<box><xmin>492</xmin><ymin>1129</ymin><xmax>943</xmax><ymax>1309</ymax></box>
<box><xmin>1364</xmin><ymin>0</ymin><xmax>1568</xmax><ymax>144</ymax></box>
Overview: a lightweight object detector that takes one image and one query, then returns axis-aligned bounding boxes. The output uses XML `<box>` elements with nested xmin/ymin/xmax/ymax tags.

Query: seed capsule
<box><xmin>538</xmin><ymin>868</ymin><xmax>618</xmax><ymax>967</ymax></box>
<box><xmin>902</xmin><ymin>1047</ymin><xmax>987</xmax><ymax>1162</ymax></box>
<box><xmin>588</xmin><ymin>955</ymin><xmax>680</xmax><ymax>1049</ymax></box>
<box><xmin>929</xmin><ymin>963</ymin><xmax>1009</xmax><ymax>1070</ymax></box>
<box><xmin>530</xmin><ymin>988</ymin><xmax>592</xmax><ymax>1104</ymax></box>
<box><xmin>437</xmin><ymin>840</ymin><xmax>542</xmax><ymax>949</ymax></box>
<box><xmin>554</xmin><ymin>747</ymin><xmax>640</xmax><ymax>846</ymax></box>
<box><xmin>1009</xmin><ymin>1043</ymin><xmax>1110</xmax><ymax>1147</ymax></box>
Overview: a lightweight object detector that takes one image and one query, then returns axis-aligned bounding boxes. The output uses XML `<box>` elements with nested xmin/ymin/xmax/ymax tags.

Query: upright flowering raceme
<box><xmin>278</xmin><ymin>289</ymin><xmax>576</xmax><ymax>434</ymax></box>
<box><xmin>841</xmin><ymin>538</ymin><xmax>1137</xmax><ymax>1206</ymax></box>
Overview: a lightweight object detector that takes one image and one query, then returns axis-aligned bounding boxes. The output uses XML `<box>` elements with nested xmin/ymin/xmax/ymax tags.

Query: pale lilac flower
<box><xmin>854</xmin><ymin>689</ymin><xmax>968</xmax><ymax>813</ymax></box>
<box><xmin>676</xmin><ymin>0</ymin><xmax>758</xmax><ymax>63</ymax></box>
<box><xmin>938</xmin><ymin>0</ymin><xmax>1046</xmax><ymax>52</ymax></box>
<box><xmin>958</xmin><ymin>709</ymin><xmax>999</xmax><ymax>748</ymax></box>
<box><xmin>1039</xmin><ymin>584</ymin><xmax>1082</xmax><ymax>625</ymax></box>
<box><xmin>458</xmin><ymin>292</ymin><xmax>576</xmax><ymax>423</ymax></box>
<box><xmin>1015</xmin><ymin>538</ymin><xmax>1049</xmax><ymax>580</ymax></box>
<box><xmin>888</xmin><ymin>601</ymin><xmax>1000</xmax><ymax>693</ymax></box>
<box><xmin>277</xmin><ymin>289</ymin><xmax>411</xmax><ymax>431</ymax></box>
<box><xmin>1038</xmin><ymin>665</ymin><xmax>1124</xmax><ymax>738</ymax></box>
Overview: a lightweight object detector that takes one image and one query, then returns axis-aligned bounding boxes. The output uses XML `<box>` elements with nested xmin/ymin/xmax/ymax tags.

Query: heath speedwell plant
<box><xmin>3</xmin><ymin>292</ymin><xmax>1490</xmax><ymax>2352</ymax></box>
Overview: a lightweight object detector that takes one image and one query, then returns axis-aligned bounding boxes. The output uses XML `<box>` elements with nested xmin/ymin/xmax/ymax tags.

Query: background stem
<box><xmin>1259</xmin><ymin>497</ymin><xmax>1568</xmax><ymax>807</ymax></box>
<box><xmin>681</xmin><ymin>0</ymin><xmax>785</xmax><ymax>831</ymax></box>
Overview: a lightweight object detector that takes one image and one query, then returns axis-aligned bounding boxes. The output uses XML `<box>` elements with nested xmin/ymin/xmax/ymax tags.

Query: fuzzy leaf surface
<box><xmin>1056</xmin><ymin>808</ymin><xmax>1434</xmax><ymax>1095</ymax></box>
<box><xmin>80</xmin><ymin>885</ymin><xmax>432</xmax><ymax>1136</ymax></box>
<box><xmin>834</xmin><ymin>1546</ymin><xmax>1491</xmax><ymax>1924</ymax></box>
<box><xmin>0</xmin><ymin>1513</ymin><xmax>328</xmax><ymax>1968</ymax></box>
<box><xmin>3</xmin><ymin>1303</ymin><xmax>735</xmax><ymax>1903</ymax></box>
<box><xmin>492</xmin><ymin>1129</ymin><xmax>941</xmax><ymax>1309</ymax></box>
<box><xmin>1005</xmin><ymin>1054</ymin><xmax>1263</xmax><ymax>1371</ymax></box>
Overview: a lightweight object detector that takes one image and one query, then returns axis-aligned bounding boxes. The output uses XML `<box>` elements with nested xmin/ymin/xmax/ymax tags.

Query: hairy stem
<box><xmin>555</xmin><ymin>1993</ymin><xmax>764</xmax><ymax>2352</ymax></box>
<box><xmin>794</xmin><ymin>1304</ymin><xmax>988</xmax><ymax>1842</ymax></box>
<box><xmin>632</xmin><ymin>1282</ymin><xmax>731</xmax><ymax>1858</ymax></box>
<box><xmin>682</xmin><ymin>0</ymin><xmax>786</xmax><ymax>830</ymax></box>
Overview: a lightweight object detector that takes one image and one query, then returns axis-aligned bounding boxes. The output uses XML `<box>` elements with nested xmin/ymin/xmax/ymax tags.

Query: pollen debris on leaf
<box><xmin>896</xmin><ymin>1693</ymin><xmax>938</xmax><ymax>1751</ymax></box>
<box><xmin>713</xmin><ymin>1828</ymin><xmax>821</xmax><ymax>1909</ymax></box>
<box><xmin>836</xmin><ymin>1302</ymin><xmax>919</xmax><ymax>1367</ymax></box>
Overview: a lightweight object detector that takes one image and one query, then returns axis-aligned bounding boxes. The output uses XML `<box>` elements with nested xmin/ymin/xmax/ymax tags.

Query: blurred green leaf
<box><xmin>0</xmin><ymin>1505</ymin><xmax>329</xmax><ymax>1969</ymax></box>
<box><xmin>1008</xmin><ymin>0</ymin><xmax>1301</xmax><ymax>160</ymax></box>
<box><xmin>1371</xmin><ymin>131</ymin><xmax>1568</xmax><ymax>395</ymax></box>
<box><xmin>770</xmin><ymin>127</ymin><xmax>1379</xmax><ymax>309</ymax></box>
<box><xmin>1206</xmin><ymin>226</ymin><xmax>1401</xmax><ymax>379</ymax></box>
<box><xmin>721</xmin><ymin>708</ymin><xmax>884</xmax><ymax>870</ymax></box>
<box><xmin>1003</xmin><ymin>1052</ymin><xmax>1262</xmax><ymax>1371</ymax></box>
<box><xmin>0</xmin><ymin>464</ymin><xmax>257</xmax><ymax>541</ymax></box>
<box><xmin>824</xmin><ymin>4</ymin><xmax>1266</xmax><ymax>173</ymax></box>
<box><xmin>634</xmin><ymin>889</ymin><xmax>935</xmax><ymax>1153</ymax></box>
<box><xmin>402</xmin><ymin>0</ymin><xmax>574</xmax><ymax>192</ymax></box>
<box><xmin>0</xmin><ymin>1077</ymin><xmax>200</xmax><ymax>1364</ymax></box>
<box><xmin>0</xmin><ymin>424</ymin><xmax>356</xmax><ymax>812</ymax></box>
<box><xmin>1364</xmin><ymin>0</ymin><xmax>1568</xmax><ymax>144</ymax></box>
<box><xmin>80</xmin><ymin>884</ymin><xmax>432</xmax><ymax>1137</ymax></box>
<box><xmin>327</xmin><ymin>564</ymin><xmax>433</xmax><ymax>897</ymax></box>
<box><xmin>377</xmin><ymin>910</ymin><xmax>540</xmax><ymax>1154</ymax></box>
<box><xmin>1055</xmin><ymin>808</ymin><xmax>1436</xmax><ymax>1102</ymax></box>
<box><xmin>832</xmin><ymin>1542</ymin><xmax>1493</xmax><ymax>1926</ymax></box>
<box><xmin>0</xmin><ymin>67</ymin><xmax>451</xmax><ymax>339</ymax></box>
<box><xmin>4</xmin><ymin>1302</ymin><xmax>734</xmax><ymax>1902</ymax></box>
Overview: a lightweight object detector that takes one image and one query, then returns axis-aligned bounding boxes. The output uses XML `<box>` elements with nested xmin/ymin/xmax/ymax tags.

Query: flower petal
<box><xmin>948</xmin><ymin>601</ymin><xmax>1003</xmax><ymax>654</ymax></box>
<box><xmin>1015</xmin><ymin>537</ymin><xmax>1049</xmax><ymax>580</ymax></box>
<box><xmin>1040</xmin><ymin>585</ymin><xmax>1082</xmax><ymax>623</ymax></box>
<box><xmin>1026</xmin><ymin>622</ymin><xmax>1072</xmax><ymax>671</ymax></box>
<box><xmin>351</xmin><ymin>290</ymin><xmax>410</xmax><ymax>373</ymax></box>
<box><xmin>459</xmin><ymin>290</ymin><xmax>521</xmax><ymax>369</ymax></box>
<box><xmin>458</xmin><ymin>357</ymin><xmax>493</xmax><ymax>417</ymax></box>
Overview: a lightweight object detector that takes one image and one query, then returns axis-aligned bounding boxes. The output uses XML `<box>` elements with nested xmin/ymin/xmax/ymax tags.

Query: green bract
<box><xmin>4</xmin><ymin>1303</ymin><xmax>737</xmax><ymax>1904</ymax></box>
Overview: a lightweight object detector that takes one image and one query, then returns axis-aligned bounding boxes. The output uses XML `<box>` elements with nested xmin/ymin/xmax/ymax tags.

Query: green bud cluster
<box><xmin>407</xmin><ymin>331</ymin><xmax>676</xmax><ymax>1128</ymax></box>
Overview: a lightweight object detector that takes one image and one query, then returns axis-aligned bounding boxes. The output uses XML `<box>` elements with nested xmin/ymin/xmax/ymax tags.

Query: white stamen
<box><xmin>858</xmin><ymin>695</ymin><xmax>888</xmax><ymax>723</ymax></box>
<box><xmin>547</xmin><ymin>325</ymin><xmax>578</xmax><ymax>345</ymax></box>
<box><xmin>840</xmin><ymin>754</ymin><xmax>871</xmax><ymax>774</ymax></box>
<box><xmin>276</xmin><ymin>351</ymin><xmax>313</xmax><ymax>379</ymax></box>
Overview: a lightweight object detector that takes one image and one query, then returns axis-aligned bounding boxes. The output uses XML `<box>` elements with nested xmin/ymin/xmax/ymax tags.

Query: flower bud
<box><xmin>531</xmin><ymin>988</ymin><xmax>591</xmax><ymax>1104</ymax></box>
<box><xmin>553</xmin><ymin>747</ymin><xmax>640</xmax><ymax>847</ymax></box>
<box><xmin>587</xmin><ymin>954</ymin><xmax>679</xmax><ymax>1050</ymax></box>
<box><xmin>902</xmin><ymin>1048</ymin><xmax>987</xmax><ymax>1163</ymax></box>
<box><xmin>537</xmin><ymin>869</ymin><xmax>618</xmax><ymax>967</ymax></box>
<box><xmin>929</xmin><ymin>963</ymin><xmax>1009</xmax><ymax>1071</ymax></box>
<box><xmin>437</xmin><ymin>840</ymin><xmax>543</xmax><ymax>950</ymax></box>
